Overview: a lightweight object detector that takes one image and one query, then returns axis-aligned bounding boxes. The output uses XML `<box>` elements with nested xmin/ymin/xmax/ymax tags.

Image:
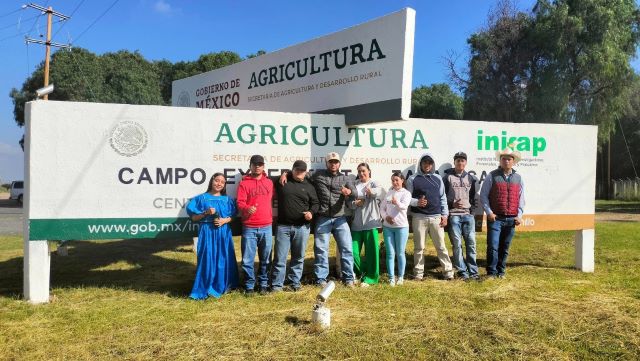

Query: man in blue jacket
<box><xmin>406</xmin><ymin>152</ymin><xmax>454</xmax><ymax>280</ymax></box>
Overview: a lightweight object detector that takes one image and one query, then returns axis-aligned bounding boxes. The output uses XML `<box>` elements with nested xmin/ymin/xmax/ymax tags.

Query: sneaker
<box><xmin>443</xmin><ymin>273</ymin><xmax>454</xmax><ymax>281</ymax></box>
<box><xmin>389</xmin><ymin>279</ymin><xmax>396</xmax><ymax>287</ymax></box>
<box><xmin>396</xmin><ymin>278</ymin><xmax>404</xmax><ymax>286</ymax></box>
<box><xmin>258</xmin><ymin>287</ymin><xmax>270</xmax><ymax>295</ymax></box>
<box><xmin>360</xmin><ymin>282</ymin><xmax>370</xmax><ymax>288</ymax></box>
<box><xmin>284</xmin><ymin>285</ymin><xmax>300</xmax><ymax>292</ymax></box>
<box><xmin>271</xmin><ymin>287</ymin><xmax>283</xmax><ymax>293</ymax></box>
<box><xmin>244</xmin><ymin>289</ymin><xmax>255</xmax><ymax>296</ymax></box>
<box><xmin>497</xmin><ymin>274</ymin><xmax>506</xmax><ymax>279</ymax></box>
<box><xmin>317</xmin><ymin>281</ymin><xmax>328</xmax><ymax>288</ymax></box>
<box><xmin>344</xmin><ymin>281</ymin><xmax>355</xmax><ymax>288</ymax></box>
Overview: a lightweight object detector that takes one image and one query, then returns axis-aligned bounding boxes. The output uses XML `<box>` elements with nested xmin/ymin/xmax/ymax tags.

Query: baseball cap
<box><xmin>326</xmin><ymin>152</ymin><xmax>341</xmax><ymax>162</ymax></box>
<box><xmin>249</xmin><ymin>154</ymin><xmax>265</xmax><ymax>165</ymax></box>
<box><xmin>454</xmin><ymin>151</ymin><xmax>467</xmax><ymax>160</ymax></box>
<box><xmin>292</xmin><ymin>160</ymin><xmax>307</xmax><ymax>171</ymax></box>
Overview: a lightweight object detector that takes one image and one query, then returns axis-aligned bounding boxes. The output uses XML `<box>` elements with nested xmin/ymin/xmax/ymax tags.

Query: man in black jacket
<box><xmin>271</xmin><ymin>160</ymin><xmax>319</xmax><ymax>292</ymax></box>
<box><xmin>280</xmin><ymin>152</ymin><xmax>357</xmax><ymax>286</ymax></box>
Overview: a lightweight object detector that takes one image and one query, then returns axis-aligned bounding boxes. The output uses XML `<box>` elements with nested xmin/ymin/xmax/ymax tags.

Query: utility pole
<box><xmin>24</xmin><ymin>3</ymin><xmax>71</xmax><ymax>100</ymax></box>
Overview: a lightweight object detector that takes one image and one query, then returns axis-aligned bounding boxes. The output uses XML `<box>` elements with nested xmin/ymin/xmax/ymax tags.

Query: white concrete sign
<box><xmin>25</xmin><ymin>101</ymin><xmax>597</xmax><ymax>241</ymax></box>
<box><xmin>23</xmin><ymin>101</ymin><xmax>598</xmax><ymax>302</ymax></box>
<box><xmin>171</xmin><ymin>8</ymin><xmax>415</xmax><ymax>125</ymax></box>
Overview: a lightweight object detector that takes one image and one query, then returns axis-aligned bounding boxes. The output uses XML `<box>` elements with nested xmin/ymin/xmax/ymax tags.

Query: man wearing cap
<box><xmin>280</xmin><ymin>151</ymin><xmax>357</xmax><ymax>286</ymax></box>
<box><xmin>406</xmin><ymin>152</ymin><xmax>454</xmax><ymax>280</ymax></box>
<box><xmin>237</xmin><ymin>154</ymin><xmax>274</xmax><ymax>294</ymax></box>
<box><xmin>480</xmin><ymin>146</ymin><xmax>525</xmax><ymax>279</ymax></box>
<box><xmin>443</xmin><ymin>151</ymin><xmax>479</xmax><ymax>281</ymax></box>
<box><xmin>271</xmin><ymin>160</ymin><xmax>319</xmax><ymax>292</ymax></box>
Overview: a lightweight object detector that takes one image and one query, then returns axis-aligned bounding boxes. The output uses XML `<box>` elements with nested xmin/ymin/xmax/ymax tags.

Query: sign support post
<box><xmin>23</xmin><ymin>238</ymin><xmax>51</xmax><ymax>304</ymax></box>
<box><xmin>575</xmin><ymin>229</ymin><xmax>595</xmax><ymax>272</ymax></box>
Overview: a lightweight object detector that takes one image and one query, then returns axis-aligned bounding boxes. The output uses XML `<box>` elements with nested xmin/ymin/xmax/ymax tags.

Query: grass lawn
<box><xmin>0</xmin><ymin>222</ymin><xmax>639</xmax><ymax>360</ymax></box>
<box><xmin>595</xmin><ymin>199</ymin><xmax>640</xmax><ymax>213</ymax></box>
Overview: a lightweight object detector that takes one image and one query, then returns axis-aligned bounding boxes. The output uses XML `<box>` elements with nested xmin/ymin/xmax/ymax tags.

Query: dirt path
<box><xmin>595</xmin><ymin>212</ymin><xmax>640</xmax><ymax>222</ymax></box>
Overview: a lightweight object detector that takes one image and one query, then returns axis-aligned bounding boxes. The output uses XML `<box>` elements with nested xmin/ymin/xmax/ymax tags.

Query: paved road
<box><xmin>0</xmin><ymin>198</ymin><xmax>24</xmax><ymax>236</ymax></box>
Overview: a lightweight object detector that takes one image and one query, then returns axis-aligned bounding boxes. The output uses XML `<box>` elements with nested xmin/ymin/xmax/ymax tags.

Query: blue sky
<box><xmin>0</xmin><ymin>0</ymin><xmax>632</xmax><ymax>183</ymax></box>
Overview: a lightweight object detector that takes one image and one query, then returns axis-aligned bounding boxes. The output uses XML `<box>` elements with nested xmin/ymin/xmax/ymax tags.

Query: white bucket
<box><xmin>311</xmin><ymin>305</ymin><xmax>331</xmax><ymax>329</ymax></box>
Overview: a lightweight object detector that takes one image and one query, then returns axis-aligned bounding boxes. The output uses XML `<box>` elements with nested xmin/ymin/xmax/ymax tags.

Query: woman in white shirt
<box><xmin>380</xmin><ymin>171</ymin><xmax>412</xmax><ymax>286</ymax></box>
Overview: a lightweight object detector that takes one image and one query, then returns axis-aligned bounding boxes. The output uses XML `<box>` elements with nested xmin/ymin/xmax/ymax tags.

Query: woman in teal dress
<box><xmin>187</xmin><ymin>173</ymin><xmax>239</xmax><ymax>299</ymax></box>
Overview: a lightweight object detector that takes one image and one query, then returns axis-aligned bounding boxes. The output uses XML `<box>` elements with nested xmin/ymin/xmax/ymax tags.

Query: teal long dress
<box><xmin>187</xmin><ymin>193</ymin><xmax>239</xmax><ymax>299</ymax></box>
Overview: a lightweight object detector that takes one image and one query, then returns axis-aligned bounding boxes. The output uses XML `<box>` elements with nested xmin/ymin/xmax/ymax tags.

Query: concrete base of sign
<box><xmin>575</xmin><ymin>229</ymin><xmax>595</xmax><ymax>272</ymax></box>
<box><xmin>193</xmin><ymin>237</ymin><xmax>198</xmax><ymax>254</ymax></box>
<box><xmin>23</xmin><ymin>240</ymin><xmax>51</xmax><ymax>304</ymax></box>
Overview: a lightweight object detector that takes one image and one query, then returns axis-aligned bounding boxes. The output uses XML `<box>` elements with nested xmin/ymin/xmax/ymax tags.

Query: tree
<box><xmin>448</xmin><ymin>0</ymin><xmax>640</xmax><ymax>142</ymax></box>
<box><xmin>410</xmin><ymin>83</ymin><xmax>463</xmax><ymax>119</ymax></box>
<box><xmin>10</xmin><ymin>48</ymin><xmax>247</xmax><ymax>127</ymax></box>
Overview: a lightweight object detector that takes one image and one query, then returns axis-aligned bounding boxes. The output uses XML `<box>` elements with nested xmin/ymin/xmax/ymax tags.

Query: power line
<box><xmin>52</xmin><ymin>0</ymin><xmax>86</xmax><ymax>39</ymax></box>
<box><xmin>0</xmin><ymin>7</ymin><xmax>25</xmax><ymax>20</ymax></box>
<box><xmin>0</xmin><ymin>14</ymin><xmax>39</xmax><ymax>31</ymax></box>
<box><xmin>72</xmin><ymin>0</ymin><xmax>120</xmax><ymax>45</ymax></box>
<box><xmin>0</xmin><ymin>18</ymin><xmax>62</xmax><ymax>43</ymax></box>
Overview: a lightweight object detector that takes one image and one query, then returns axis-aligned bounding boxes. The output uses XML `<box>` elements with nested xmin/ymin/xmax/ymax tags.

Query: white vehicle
<box><xmin>9</xmin><ymin>181</ymin><xmax>23</xmax><ymax>204</ymax></box>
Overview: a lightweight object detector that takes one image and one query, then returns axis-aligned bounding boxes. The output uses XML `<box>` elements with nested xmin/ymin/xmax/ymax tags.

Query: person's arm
<box><xmin>443</xmin><ymin>175</ymin><xmax>453</xmax><ymax>210</ymax></box>
<box><xmin>397</xmin><ymin>190</ymin><xmax>411</xmax><ymax>211</ymax></box>
<box><xmin>438</xmin><ymin>176</ymin><xmax>449</xmax><ymax>217</ymax></box>
<box><xmin>480</xmin><ymin>176</ymin><xmax>494</xmax><ymax>219</ymax></box>
<box><xmin>379</xmin><ymin>197</ymin><xmax>388</xmax><ymax>218</ymax></box>
<box><xmin>308</xmin><ymin>186</ymin><xmax>320</xmax><ymax>215</ymax></box>
<box><xmin>517</xmin><ymin>177</ymin><xmax>525</xmax><ymax>219</ymax></box>
<box><xmin>236</xmin><ymin>182</ymin><xmax>249</xmax><ymax>213</ymax></box>
<box><xmin>367</xmin><ymin>181</ymin><xmax>382</xmax><ymax>198</ymax></box>
<box><xmin>469</xmin><ymin>175</ymin><xmax>477</xmax><ymax>213</ymax></box>
<box><xmin>406</xmin><ymin>176</ymin><xmax>419</xmax><ymax>207</ymax></box>
<box><xmin>186</xmin><ymin>195</ymin><xmax>213</xmax><ymax>222</ymax></box>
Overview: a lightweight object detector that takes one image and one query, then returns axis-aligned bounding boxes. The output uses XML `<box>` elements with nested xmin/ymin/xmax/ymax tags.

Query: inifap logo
<box><xmin>476</xmin><ymin>129</ymin><xmax>546</xmax><ymax>156</ymax></box>
<box><xmin>109</xmin><ymin>120</ymin><xmax>148</xmax><ymax>157</ymax></box>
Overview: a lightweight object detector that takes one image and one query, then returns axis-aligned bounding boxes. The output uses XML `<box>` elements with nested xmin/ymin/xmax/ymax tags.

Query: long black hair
<box><xmin>205</xmin><ymin>172</ymin><xmax>227</xmax><ymax>195</ymax></box>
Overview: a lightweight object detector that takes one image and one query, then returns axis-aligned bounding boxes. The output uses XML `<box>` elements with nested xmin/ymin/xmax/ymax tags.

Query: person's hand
<box><xmin>487</xmin><ymin>213</ymin><xmax>496</xmax><ymax>222</ymax></box>
<box><xmin>248</xmin><ymin>204</ymin><xmax>257</xmax><ymax>215</ymax></box>
<box><xmin>354</xmin><ymin>199</ymin><xmax>364</xmax><ymax>207</ymax></box>
<box><xmin>391</xmin><ymin>195</ymin><xmax>398</xmax><ymax>206</ymax></box>
<box><xmin>453</xmin><ymin>199</ymin><xmax>463</xmax><ymax>208</ymax></box>
<box><xmin>341</xmin><ymin>185</ymin><xmax>351</xmax><ymax>196</ymax></box>
<box><xmin>514</xmin><ymin>217</ymin><xmax>522</xmax><ymax>226</ymax></box>
<box><xmin>417</xmin><ymin>195</ymin><xmax>427</xmax><ymax>208</ymax></box>
<box><xmin>440</xmin><ymin>216</ymin><xmax>448</xmax><ymax>228</ymax></box>
<box><xmin>302</xmin><ymin>211</ymin><xmax>313</xmax><ymax>221</ymax></box>
<box><xmin>385</xmin><ymin>216</ymin><xmax>395</xmax><ymax>225</ymax></box>
<box><xmin>279</xmin><ymin>172</ymin><xmax>288</xmax><ymax>186</ymax></box>
<box><xmin>214</xmin><ymin>217</ymin><xmax>227</xmax><ymax>227</ymax></box>
<box><xmin>365</xmin><ymin>185</ymin><xmax>373</xmax><ymax>196</ymax></box>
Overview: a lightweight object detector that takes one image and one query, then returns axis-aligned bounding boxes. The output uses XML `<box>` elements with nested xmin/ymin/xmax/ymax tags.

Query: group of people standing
<box><xmin>186</xmin><ymin>148</ymin><xmax>525</xmax><ymax>300</ymax></box>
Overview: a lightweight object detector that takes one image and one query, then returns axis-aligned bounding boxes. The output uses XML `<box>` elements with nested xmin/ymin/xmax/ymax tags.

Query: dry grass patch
<box><xmin>0</xmin><ymin>222</ymin><xmax>639</xmax><ymax>360</ymax></box>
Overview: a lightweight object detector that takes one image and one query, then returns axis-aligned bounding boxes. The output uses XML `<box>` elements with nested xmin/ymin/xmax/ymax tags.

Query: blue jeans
<box><xmin>486</xmin><ymin>217</ymin><xmax>516</xmax><ymax>276</ymax></box>
<box><xmin>241</xmin><ymin>225</ymin><xmax>273</xmax><ymax>290</ymax></box>
<box><xmin>271</xmin><ymin>224</ymin><xmax>311</xmax><ymax>290</ymax></box>
<box><xmin>383</xmin><ymin>226</ymin><xmax>408</xmax><ymax>279</ymax></box>
<box><xmin>314</xmin><ymin>216</ymin><xmax>354</xmax><ymax>284</ymax></box>
<box><xmin>448</xmin><ymin>214</ymin><xmax>478</xmax><ymax>278</ymax></box>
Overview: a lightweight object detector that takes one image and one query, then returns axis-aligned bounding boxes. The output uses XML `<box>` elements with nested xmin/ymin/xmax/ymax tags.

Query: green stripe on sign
<box><xmin>29</xmin><ymin>218</ymin><xmax>200</xmax><ymax>240</ymax></box>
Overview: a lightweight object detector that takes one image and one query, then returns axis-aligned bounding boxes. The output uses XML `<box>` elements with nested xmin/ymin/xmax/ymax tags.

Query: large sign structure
<box><xmin>171</xmin><ymin>8</ymin><xmax>415</xmax><ymax>125</ymax></box>
<box><xmin>23</xmin><ymin>101</ymin><xmax>597</xmax><ymax>302</ymax></box>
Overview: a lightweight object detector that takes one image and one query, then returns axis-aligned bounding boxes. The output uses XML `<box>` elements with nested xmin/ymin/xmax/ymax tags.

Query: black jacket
<box><xmin>275</xmin><ymin>173</ymin><xmax>320</xmax><ymax>226</ymax></box>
